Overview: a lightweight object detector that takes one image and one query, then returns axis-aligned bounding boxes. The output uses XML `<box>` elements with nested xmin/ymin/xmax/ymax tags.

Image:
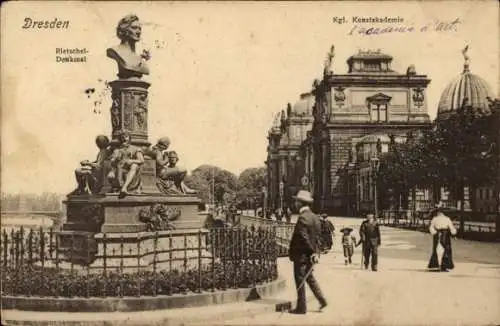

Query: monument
<box><xmin>57</xmin><ymin>14</ymin><xmax>203</xmax><ymax>271</ymax></box>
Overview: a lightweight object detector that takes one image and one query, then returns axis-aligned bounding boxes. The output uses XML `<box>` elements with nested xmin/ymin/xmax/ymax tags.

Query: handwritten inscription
<box><xmin>22</xmin><ymin>17</ymin><xmax>69</xmax><ymax>29</ymax></box>
<box><xmin>348</xmin><ymin>18</ymin><xmax>461</xmax><ymax>36</ymax></box>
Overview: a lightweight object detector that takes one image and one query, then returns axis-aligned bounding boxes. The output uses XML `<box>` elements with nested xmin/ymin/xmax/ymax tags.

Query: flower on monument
<box><xmin>141</xmin><ymin>49</ymin><xmax>151</xmax><ymax>61</ymax></box>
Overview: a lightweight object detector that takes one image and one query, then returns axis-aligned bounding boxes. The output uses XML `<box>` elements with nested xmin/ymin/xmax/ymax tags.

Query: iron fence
<box><xmin>378</xmin><ymin>214</ymin><xmax>497</xmax><ymax>242</ymax></box>
<box><xmin>0</xmin><ymin>225</ymin><xmax>279</xmax><ymax>298</ymax></box>
<box><xmin>239</xmin><ymin>215</ymin><xmax>295</xmax><ymax>257</ymax></box>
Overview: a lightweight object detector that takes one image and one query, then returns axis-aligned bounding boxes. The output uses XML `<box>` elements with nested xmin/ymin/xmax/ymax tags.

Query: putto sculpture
<box><xmin>71</xmin><ymin>135</ymin><xmax>111</xmax><ymax>195</ymax></box>
<box><xmin>150</xmin><ymin>137</ymin><xmax>197</xmax><ymax>195</ymax></box>
<box><xmin>107</xmin><ymin>130</ymin><xmax>144</xmax><ymax>197</ymax></box>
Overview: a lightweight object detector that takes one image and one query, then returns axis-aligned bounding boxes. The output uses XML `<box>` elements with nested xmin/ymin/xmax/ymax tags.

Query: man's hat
<box><xmin>340</xmin><ymin>227</ymin><xmax>353</xmax><ymax>233</ymax></box>
<box><xmin>293</xmin><ymin>190</ymin><xmax>314</xmax><ymax>204</ymax></box>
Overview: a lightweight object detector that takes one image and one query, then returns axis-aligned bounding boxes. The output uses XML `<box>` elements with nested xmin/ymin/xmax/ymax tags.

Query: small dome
<box><xmin>291</xmin><ymin>93</ymin><xmax>314</xmax><ymax>116</ymax></box>
<box><xmin>438</xmin><ymin>73</ymin><xmax>494</xmax><ymax>116</ymax></box>
<box><xmin>437</xmin><ymin>48</ymin><xmax>495</xmax><ymax>117</ymax></box>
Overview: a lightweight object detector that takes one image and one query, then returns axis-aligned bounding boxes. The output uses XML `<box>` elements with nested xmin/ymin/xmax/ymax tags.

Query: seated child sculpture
<box><xmin>107</xmin><ymin>130</ymin><xmax>144</xmax><ymax>198</ymax></box>
<box><xmin>150</xmin><ymin>137</ymin><xmax>196</xmax><ymax>195</ymax></box>
<box><xmin>70</xmin><ymin>135</ymin><xmax>111</xmax><ymax>195</ymax></box>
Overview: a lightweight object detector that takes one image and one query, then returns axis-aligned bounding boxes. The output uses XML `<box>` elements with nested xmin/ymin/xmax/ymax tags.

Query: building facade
<box><xmin>266</xmin><ymin>49</ymin><xmax>433</xmax><ymax>215</ymax></box>
<box><xmin>266</xmin><ymin>47</ymin><xmax>497</xmax><ymax>218</ymax></box>
<box><xmin>265</xmin><ymin>93</ymin><xmax>314</xmax><ymax>212</ymax></box>
<box><xmin>304</xmin><ymin>50</ymin><xmax>432</xmax><ymax>215</ymax></box>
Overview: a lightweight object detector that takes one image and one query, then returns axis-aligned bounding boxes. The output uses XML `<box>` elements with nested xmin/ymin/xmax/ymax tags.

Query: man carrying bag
<box><xmin>288</xmin><ymin>190</ymin><xmax>328</xmax><ymax>314</ymax></box>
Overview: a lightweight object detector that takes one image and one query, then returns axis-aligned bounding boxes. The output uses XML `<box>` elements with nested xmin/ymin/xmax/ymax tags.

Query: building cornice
<box><xmin>325</xmin><ymin>74</ymin><xmax>431</xmax><ymax>88</ymax></box>
<box><xmin>324</xmin><ymin>121</ymin><xmax>432</xmax><ymax>129</ymax></box>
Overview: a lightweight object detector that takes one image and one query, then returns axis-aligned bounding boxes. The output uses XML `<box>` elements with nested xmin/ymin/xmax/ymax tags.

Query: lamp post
<box><xmin>262</xmin><ymin>186</ymin><xmax>268</xmax><ymax>218</ymax></box>
<box><xmin>279</xmin><ymin>181</ymin><xmax>284</xmax><ymax>219</ymax></box>
<box><xmin>371</xmin><ymin>157</ymin><xmax>381</xmax><ymax>218</ymax></box>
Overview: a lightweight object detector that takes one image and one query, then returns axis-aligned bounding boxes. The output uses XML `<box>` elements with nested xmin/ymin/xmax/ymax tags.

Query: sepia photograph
<box><xmin>1</xmin><ymin>1</ymin><xmax>499</xmax><ymax>325</ymax></box>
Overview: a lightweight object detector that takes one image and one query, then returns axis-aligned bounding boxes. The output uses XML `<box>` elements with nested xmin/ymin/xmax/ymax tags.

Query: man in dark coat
<box><xmin>359</xmin><ymin>213</ymin><xmax>381</xmax><ymax>271</ymax></box>
<box><xmin>288</xmin><ymin>190</ymin><xmax>328</xmax><ymax>314</ymax></box>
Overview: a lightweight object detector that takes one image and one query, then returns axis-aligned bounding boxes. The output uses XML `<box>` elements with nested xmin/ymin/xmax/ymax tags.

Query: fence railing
<box><xmin>239</xmin><ymin>215</ymin><xmax>294</xmax><ymax>257</ymax></box>
<box><xmin>378</xmin><ymin>217</ymin><xmax>496</xmax><ymax>233</ymax></box>
<box><xmin>0</xmin><ymin>225</ymin><xmax>279</xmax><ymax>298</ymax></box>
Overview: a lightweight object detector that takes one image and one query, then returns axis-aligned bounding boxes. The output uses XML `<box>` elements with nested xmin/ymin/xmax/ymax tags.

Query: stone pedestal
<box><xmin>109</xmin><ymin>78</ymin><xmax>151</xmax><ymax>148</ymax></box>
<box><xmin>57</xmin><ymin>194</ymin><xmax>205</xmax><ymax>269</ymax></box>
<box><xmin>56</xmin><ymin>229</ymin><xmax>211</xmax><ymax>273</ymax></box>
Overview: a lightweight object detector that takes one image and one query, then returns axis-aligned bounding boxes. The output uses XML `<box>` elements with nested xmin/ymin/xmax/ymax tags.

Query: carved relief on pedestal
<box><xmin>110</xmin><ymin>85</ymin><xmax>150</xmax><ymax>142</ymax></box>
<box><xmin>412</xmin><ymin>87</ymin><xmax>424</xmax><ymax>108</ymax></box>
<box><xmin>333</xmin><ymin>86</ymin><xmax>346</xmax><ymax>108</ymax></box>
<box><xmin>123</xmin><ymin>92</ymin><xmax>134</xmax><ymax>129</ymax></box>
<box><xmin>134</xmin><ymin>92</ymin><xmax>148</xmax><ymax>132</ymax></box>
<box><xmin>111</xmin><ymin>90</ymin><xmax>121</xmax><ymax>129</ymax></box>
<box><xmin>138</xmin><ymin>203</ymin><xmax>181</xmax><ymax>231</ymax></box>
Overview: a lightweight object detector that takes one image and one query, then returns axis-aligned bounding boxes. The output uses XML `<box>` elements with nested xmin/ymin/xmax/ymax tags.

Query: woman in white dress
<box><xmin>427</xmin><ymin>204</ymin><xmax>457</xmax><ymax>272</ymax></box>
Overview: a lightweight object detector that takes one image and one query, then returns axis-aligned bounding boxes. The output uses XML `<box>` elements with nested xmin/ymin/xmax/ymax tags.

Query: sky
<box><xmin>1</xmin><ymin>1</ymin><xmax>498</xmax><ymax>194</ymax></box>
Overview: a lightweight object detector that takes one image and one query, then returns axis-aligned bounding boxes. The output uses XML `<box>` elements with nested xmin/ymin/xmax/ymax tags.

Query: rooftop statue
<box><xmin>107</xmin><ymin>14</ymin><xmax>150</xmax><ymax>79</ymax></box>
<box><xmin>462</xmin><ymin>44</ymin><xmax>470</xmax><ymax>72</ymax></box>
<box><xmin>324</xmin><ymin>45</ymin><xmax>335</xmax><ymax>76</ymax></box>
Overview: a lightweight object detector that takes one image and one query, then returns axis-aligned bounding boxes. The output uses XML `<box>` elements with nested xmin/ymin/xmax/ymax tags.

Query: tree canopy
<box><xmin>378</xmin><ymin>99</ymin><xmax>498</xmax><ymax>209</ymax></box>
<box><xmin>235</xmin><ymin>167</ymin><xmax>267</xmax><ymax>207</ymax></box>
<box><xmin>184</xmin><ymin>165</ymin><xmax>239</xmax><ymax>205</ymax></box>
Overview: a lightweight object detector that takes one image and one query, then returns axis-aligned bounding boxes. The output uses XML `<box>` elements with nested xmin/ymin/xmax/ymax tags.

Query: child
<box><xmin>340</xmin><ymin>227</ymin><xmax>356</xmax><ymax>265</ymax></box>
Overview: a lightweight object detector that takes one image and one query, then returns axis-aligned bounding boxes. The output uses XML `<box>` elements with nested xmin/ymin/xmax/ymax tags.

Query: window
<box><xmin>364</xmin><ymin>60</ymin><xmax>381</xmax><ymax>71</ymax></box>
<box><xmin>369</xmin><ymin>103</ymin><xmax>388</xmax><ymax>122</ymax></box>
<box><xmin>367</xmin><ymin>93</ymin><xmax>391</xmax><ymax>123</ymax></box>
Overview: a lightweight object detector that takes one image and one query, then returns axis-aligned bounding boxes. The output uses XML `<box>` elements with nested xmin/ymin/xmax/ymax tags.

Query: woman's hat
<box><xmin>340</xmin><ymin>227</ymin><xmax>353</xmax><ymax>233</ymax></box>
<box><xmin>293</xmin><ymin>190</ymin><xmax>314</xmax><ymax>203</ymax></box>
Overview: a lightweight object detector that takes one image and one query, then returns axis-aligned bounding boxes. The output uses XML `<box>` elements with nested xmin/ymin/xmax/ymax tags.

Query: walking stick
<box><xmin>357</xmin><ymin>240</ymin><xmax>364</xmax><ymax>270</ymax></box>
<box><xmin>296</xmin><ymin>262</ymin><xmax>315</xmax><ymax>292</ymax></box>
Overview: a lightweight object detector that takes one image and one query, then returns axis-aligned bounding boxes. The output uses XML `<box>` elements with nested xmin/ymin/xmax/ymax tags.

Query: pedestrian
<box><xmin>288</xmin><ymin>190</ymin><xmax>328</xmax><ymax>314</ymax></box>
<box><xmin>359</xmin><ymin>213</ymin><xmax>381</xmax><ymax>271</ymax></box>
<box><xmin>320</xmin><ymin>213</ymin><xmax>335</xmax><ymax>253</ymax></box>
<box><xmin>340</xmin><ymin>227</ymin><xmax>356</xmax><ymax>265</ymax></box>
<box><xmin>427</xmin><ymin>202</ymin><xmax>457</xmax><ymax>272</ymax></box>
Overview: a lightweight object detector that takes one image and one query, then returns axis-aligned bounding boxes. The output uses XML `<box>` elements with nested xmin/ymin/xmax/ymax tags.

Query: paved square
<box><xmin>219</xmin><ymin>217</ymin><xmax>500</xmax><ymax>326</ymax></box>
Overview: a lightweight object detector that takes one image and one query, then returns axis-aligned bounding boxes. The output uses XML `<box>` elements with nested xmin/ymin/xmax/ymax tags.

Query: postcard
<box><xmin>1</xmin><ymin>1</ymin><xmax>499</xmax><ymax>326</ymax></box>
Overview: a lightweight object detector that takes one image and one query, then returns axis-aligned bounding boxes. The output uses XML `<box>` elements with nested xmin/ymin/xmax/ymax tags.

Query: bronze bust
<box><xmin>107</xmin><ymin>14</ymin><xmax>150</xmax><ymax>79</ymax></box>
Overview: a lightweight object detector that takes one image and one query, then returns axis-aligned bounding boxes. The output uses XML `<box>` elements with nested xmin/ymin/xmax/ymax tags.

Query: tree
<box><xmin>235</xmin><ymin>167</ymin><xmax>267</xmax><ymax>208</ymax></box>
<box><xmin>184</xmin><ymin>165</ymin><xmax>239</xmax><ymax>206</ymax></box>
<box><xmin>407</xmin><ymin>101</ymin><xmax>497</xmax><ymax>235</ymax></box>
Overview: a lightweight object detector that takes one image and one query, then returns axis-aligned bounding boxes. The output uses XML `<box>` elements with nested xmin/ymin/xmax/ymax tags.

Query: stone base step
<box><xmin>2</xmin><ymin>297</ymin><xmax>292</xmax><ymax>326</ymax></box>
